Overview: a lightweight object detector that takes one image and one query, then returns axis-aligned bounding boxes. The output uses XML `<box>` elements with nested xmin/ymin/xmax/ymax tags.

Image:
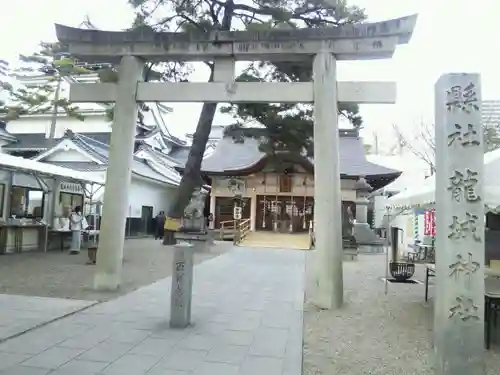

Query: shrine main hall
<box><xmin>192</xmin><ymin>129</ymin><xmax>400</xmax><ymax>234</ymax></box>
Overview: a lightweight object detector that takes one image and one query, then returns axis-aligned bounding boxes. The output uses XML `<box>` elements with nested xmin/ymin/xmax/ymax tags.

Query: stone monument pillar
<box><xmin>94</xmin><ymin>56</ymin><xmax>144</xmax><ymax>291</ymax></box>
<box><xmin>170</xmin><ymin>188</ymin><xmax>209</xmax><ymax>328</ymax></box>
<box><xmin>434</xmin><ymin>73</ymin><xmax>485</xmax><ymax>374</ymax></box>
<box><xmin>311</xmin><ymin>52</ymin><xmax>344</xmax><ymax>309</ymax></box>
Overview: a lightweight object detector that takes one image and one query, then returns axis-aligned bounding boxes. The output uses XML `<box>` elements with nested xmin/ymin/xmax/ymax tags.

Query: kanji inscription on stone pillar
<box><xmin>434</xmin><ymin>73</ymin><xmax>485</xmax><ymax>375</ymax></box>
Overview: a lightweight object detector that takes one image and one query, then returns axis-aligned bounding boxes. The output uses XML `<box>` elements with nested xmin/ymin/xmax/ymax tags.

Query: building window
<box><xmin>60</xmin><ymin>192</ymin><xmax>84</xmax><ymax>211</ymax></box>
<box><xmin>279</xmin><ymin>174</ymin><xmax>293</xmax><ymax>193</ymax></box>
<box><xmin>9</xmin><ymin>186</ymin><xmax>45</xmax><ymax>218</ymax></box>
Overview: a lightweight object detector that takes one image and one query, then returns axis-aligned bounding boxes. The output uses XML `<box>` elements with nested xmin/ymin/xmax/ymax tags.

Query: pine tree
<box><xmin>128</xmin><ymin>0</ymin><xmax>367</xmax><ymax>243</ymax></box>
<box><xmin>221</xmin><ymin>62</ymin><xmax>363</xmax><ymax>157</ymax></box>
<box><xmin>0</xmin><ymin>42</ymin><xmax>97</xmax><ymax>141</ymax></box>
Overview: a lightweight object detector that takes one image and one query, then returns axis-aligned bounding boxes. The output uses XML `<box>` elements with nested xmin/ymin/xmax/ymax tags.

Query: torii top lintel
<box><xmin>55</xmin><ymin>14</ymin><xmax>417</xmax><ymax>62</ymax></box>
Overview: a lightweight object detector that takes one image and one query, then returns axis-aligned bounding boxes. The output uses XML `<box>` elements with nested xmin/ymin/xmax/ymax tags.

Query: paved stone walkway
<box><xmin>0</xmin><ymin>295</ymin><xmax>95</xmax><ymax>342</ymax></box>
<box><xmin>0</xmin><ymin>247</ymin><xmax>305</xmax><ymax>375</ymax></box>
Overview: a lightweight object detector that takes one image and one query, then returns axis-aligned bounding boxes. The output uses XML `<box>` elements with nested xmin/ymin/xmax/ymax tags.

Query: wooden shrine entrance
<box><xmin>214</xmin><ymin>197</ymin><xmax>251</xmax><ymax>228</ymax></box>
<box><xmin>255</xmin><ymin>195</ymin><xmax>314</xmax><ymax>233</ymax></box>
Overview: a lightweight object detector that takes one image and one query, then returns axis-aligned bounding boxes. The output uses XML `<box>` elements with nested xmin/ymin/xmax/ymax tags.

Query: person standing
<box><xmin>154</xmin><ymin>211</ymin><xmax>165</xmax><ymax>240</ymax></box>
<box><xmin>69</xmin><ymin>205</ymin><xmax>83</xmax><ymax>254</ymax></box>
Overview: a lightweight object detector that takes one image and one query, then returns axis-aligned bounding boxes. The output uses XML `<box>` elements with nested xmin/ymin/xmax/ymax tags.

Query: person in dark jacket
<box><xmin>154</xmin><ymin>211</ymin><xmax>165</xmax><ymax>240</ymax></box>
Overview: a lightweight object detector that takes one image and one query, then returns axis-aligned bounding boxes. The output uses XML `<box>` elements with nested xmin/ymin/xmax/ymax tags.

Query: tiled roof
<box><xmin>66</xmin><ymin>132</ymin><xmax>180</xmax><ymax>186</ymax></box>
<box><xmin>166</xmin><ymin>146</ymin><xmax>190</xmax><ymax>165</ymax></box>
<box><xmin>136</xmin><ymin>143</ymin><xmax>183</xmax><ymax>167</ymax></box>
<box><xmin>2</xmin><ymin>133</ymin><xmax>111</xmax><ymax>151</ymax></box>
<box><xmin>44</xmin><ymin>161</ymin><xmax>107</xmax><ymax>172</ymax></box>
<box><xmin>200</xmin><ymin>130</ymin><xmax>401</xmax><ymax>178</ymax></box>
<box><xmin>133</xmin><ymin>159</ymin><xmax>180</xmax><ymax>185</ymax></box>
<box><xmin>0</xmin><ymin>122</ymin><xmax>17</xmax><ymax>142</ymax></box>
<box><xmin>3</xmin><ymin>128</ymin><xmax>184</xmax><ymax>152</ymax></box>
<box><xmin>70</xmin><ymin>133</ymin><xmax>110</xmax><ymax>162</ymax></box>
<box><xmin>135</xmin><ymin>127</ymin><xmax>187</xmax><ymax>147</ymax></box>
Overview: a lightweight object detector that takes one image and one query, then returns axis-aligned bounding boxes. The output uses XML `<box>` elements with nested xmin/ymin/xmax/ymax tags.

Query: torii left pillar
<box><xmin>94</xmin><ymin>56</ymin><xmax>144</xmax><ymax>290</ymax></box>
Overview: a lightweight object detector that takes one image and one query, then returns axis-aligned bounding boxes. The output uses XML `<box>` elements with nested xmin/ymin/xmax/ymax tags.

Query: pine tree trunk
<box><xmin>163</xmin><ymin>83</ymin><xmax>217</xmax><ymax>244</ymax></box>
<box><xmin>163</xmin><ymin>2</ymin><xmax>234</xmax><ymax>245</ymax></box>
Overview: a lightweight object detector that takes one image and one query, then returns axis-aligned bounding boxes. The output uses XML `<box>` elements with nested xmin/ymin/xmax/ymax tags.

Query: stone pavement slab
<box><xmin>0</xmin><ymin>294</ymin><xmax>96</xmax><ymax>342</ymax></box>
<box><xmin>0</xmin><ymin>247</ymin><xmax>306</xmax><ymax>375</ymax></box>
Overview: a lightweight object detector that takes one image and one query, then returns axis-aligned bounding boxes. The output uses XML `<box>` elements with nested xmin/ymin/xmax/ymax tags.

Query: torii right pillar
<box><xmin>312</xmin><ymin>51</ymin><xmax>344</xmax><ymax>309</ymax></box>
<box><xmin>434</xmin><ymin>73</ymin><xmax>485</xmax><ymax>374</ymax></box>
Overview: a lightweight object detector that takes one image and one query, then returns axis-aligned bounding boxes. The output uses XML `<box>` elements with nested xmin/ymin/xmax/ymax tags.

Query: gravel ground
<box><xmin>303</xmin><ymin>252</ymin><xmax>500</xmax><ymax>375</ymax></box>
<box><xmin>0</xmin><ymin>238</ymin><xmax>232</xmax><ymax>302</ymax></box>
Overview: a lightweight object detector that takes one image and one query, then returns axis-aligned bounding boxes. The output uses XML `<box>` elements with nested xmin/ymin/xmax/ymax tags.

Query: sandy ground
<box><xmin>303</xmin><ymin>253</ymin><xmax>500</xmax><ymax>375</ymax></box>
<box><xmin>0</xmin><ymin>238</ymin><xmax>232</xmax><ymax>302</ymax></box>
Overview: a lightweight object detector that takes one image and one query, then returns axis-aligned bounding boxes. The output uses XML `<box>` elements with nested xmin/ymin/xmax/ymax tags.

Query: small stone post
<box><xmin>169</xmin><ymin>188</ymin><xmax>209</xmax><ymax>328</ymax></box>
<box><xmin>434</xmin><ymin>73</ymin><xmax>485</xmax><ymax>374</ymax></box>
<box><xmin>170</xmin><ymin>242</ymin><xmax>194</xmax><ymax>328</ymax></box>
<box><xmin>311</xmin><ymin>51</ymin><xmax>343</xmax><ymax>309</ymax></box>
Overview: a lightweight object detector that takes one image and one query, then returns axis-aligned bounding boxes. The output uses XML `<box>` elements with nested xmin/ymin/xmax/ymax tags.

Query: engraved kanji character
<box><xmin>448</xmin><ymin>169</ymin><xmax>481</xmax><ymax>202</ymax></box>
<box><xmin>446</xmin><ymin>83</ymin><xmax>480</xmax><ymax>113</ymax></box>
<box><xmin>175</xmin><ymin>262</ymin><xmax>185</xmax><ymax>272</ymax></box>
<box><xmin>448</xmin><ymin>296</ymin><xmax>480</xmax><ymax>321</ymax></box>
<box><xmin>448</xmin><ymin>252</ymin><xmax>480</xmax><ymax>278</ymax></box>
<box><xmin>448</xmin><ymin>124</ymin><xmax>480</xmax><ymax>147</ymax></box>
<box><xmin>448</xmin><ymin>213</ymin><xmax>481</xmax><ymax>242</ymax></box>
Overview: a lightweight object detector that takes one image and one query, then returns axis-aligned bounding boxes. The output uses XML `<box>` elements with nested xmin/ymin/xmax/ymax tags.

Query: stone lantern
<box><xmin>354</xmin><ymin>177</ymin><xmax>372</xmax><ymax>226</ymax></box>
<box><xmin>353</xmin><ymin>177</ymin><xmax>385</xmax><ymax>254</ymax></box>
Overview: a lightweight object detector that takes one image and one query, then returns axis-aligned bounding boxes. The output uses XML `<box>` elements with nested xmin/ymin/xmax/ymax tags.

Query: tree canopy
<box><xmin>220</xmin><ymin>62</ymin><xmax>363</xmax><ymax>157</ymax></box>
<box><xmin>129</xmin><ymin>0</ymin><xmax>367</xmax><ymax>224</ymax></box>
<box><xmin>0</xmin><ymin>41</ymin><xmax>184</xmax><ymax>137</ymax></box>
<box><xmin>131</xmin><ymin>0</ymin><xmax>365</xmax><ymax>159</ymax></box>
<box><xmin>0</xmin><ymin>42</ymin><xmax>93</xmax><ymax>124</ymax></box>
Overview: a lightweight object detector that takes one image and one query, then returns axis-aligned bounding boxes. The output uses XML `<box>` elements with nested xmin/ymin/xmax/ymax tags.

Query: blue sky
<box><xmin>2</xmin><ymin>0</ymin><xmax>499</xmax><ymax>151</ymax></box>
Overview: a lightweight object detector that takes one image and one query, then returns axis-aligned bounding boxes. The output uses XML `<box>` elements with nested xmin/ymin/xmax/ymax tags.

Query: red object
<box><xmin>424</xmin><ymin>209</ymin><xmax>436</xmax><ymax>236</ymax></box>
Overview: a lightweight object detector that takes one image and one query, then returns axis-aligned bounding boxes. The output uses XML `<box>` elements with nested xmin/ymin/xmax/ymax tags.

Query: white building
<box><xmin>368</xmin><ymin>153</ymin><xmax>431</xmax><ymax>255</ymax></box>
<box><xmin>482</xmin><ymin>100</ymin><xmax>500</xmax><ymax>129</ymax></box>
<box><xmin>0</xmin><ymin>72</ymin><xmax>193</xmax><ymax>235</ymax></box>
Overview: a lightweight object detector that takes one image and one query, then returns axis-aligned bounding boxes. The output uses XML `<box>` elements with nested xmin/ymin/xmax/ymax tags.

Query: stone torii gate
<box><xmin>55</xmin><ymin>15</ymin><xmax>417</xmax><ymax>309</ymax></box>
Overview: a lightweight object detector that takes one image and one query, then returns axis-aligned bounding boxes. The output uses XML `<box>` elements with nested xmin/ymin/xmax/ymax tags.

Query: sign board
<box><xmin>224</xmin><ymin>178</ymin><xmax>245</xmax><ymax>197</ymax></box>
<box><xmin>423</xmin><ymin>209</ymin><xmax>436</xmax><ymax>237</ymax></box>
<box><xmin>60</xmin><ymin>182</ymin><xmax>84</xmax><ymax>194</ymax></box>
<box><xmin>233</xmin><ymin>206</ymin><xmax>242</xmax><ymax>220</ymax></box>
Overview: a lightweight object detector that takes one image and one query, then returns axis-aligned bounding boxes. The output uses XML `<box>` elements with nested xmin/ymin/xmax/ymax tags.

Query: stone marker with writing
<box><xmin>434</xmin><ymin>73</ymin><xmax>485</xmax><ymax>375</ymax></box>
<box><xmin>170</xmin><ymin>242</ymin><xmax>194</xmax><ymax>328</ymax></box>
<box><xmin>169</xmin><ymin>188</ymin><xmax>210</xmax><ymax>328</ymax></box>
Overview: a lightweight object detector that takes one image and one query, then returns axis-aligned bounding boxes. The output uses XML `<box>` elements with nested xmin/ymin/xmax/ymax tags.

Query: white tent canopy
<box><xmin>386</xmin><ymin>148</ymin><xmax>500</xmax><ymax>211</ymax></box>
<box><xmin>0</xmin><ymin>153</ymin><xmax>105</xmax><ymax>186</ymax></box>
